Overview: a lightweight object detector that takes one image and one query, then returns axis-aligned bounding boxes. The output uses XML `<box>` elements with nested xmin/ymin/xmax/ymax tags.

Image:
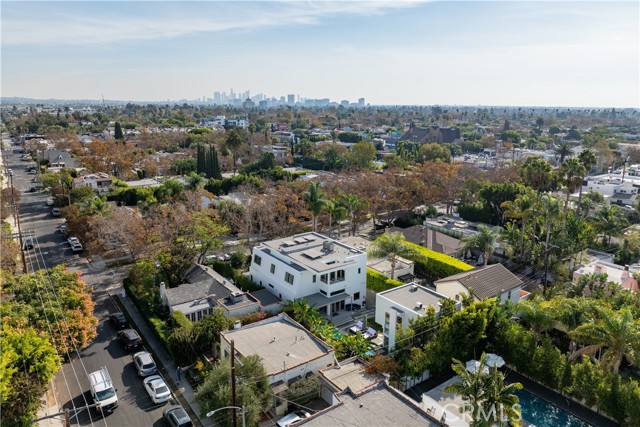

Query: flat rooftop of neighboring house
<box><xmin>367</xmin><ymin>257</ymin><xmax>413</xmax><ymax>277</ymax></box>
<box><xmin>319</xmin><ymin>357</ymin><xmax>384</xmax><ymax>394</ymax></box>
<box><xmin>298</xmin><ymin>382</ymin><xmax>440</xmax><ymax>427</ymax></box>
<box><xmin>257</xmin><ymin>232</ymin><xmax>364</xmax><ymax>273</ymax></box>
<box><xmin>337</xmin><ymin>236</ymin><xmax>370</xmax><ymax>252</ymax></box>
<box><xmin>379</xmin><ymin>283</ymin><xmax>449</xmax><ymax>315</ymax></box>
<box><xmin>220</xmin><ymin>313</ymin><xmax>333</xmax><ymax>376</ymax></box>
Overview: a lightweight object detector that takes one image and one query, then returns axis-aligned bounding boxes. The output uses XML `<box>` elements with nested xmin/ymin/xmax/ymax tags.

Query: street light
<box><xmin>206</xmin><ymin>406</ymin><xmax>246</xmax><ymax>427</ymax></box>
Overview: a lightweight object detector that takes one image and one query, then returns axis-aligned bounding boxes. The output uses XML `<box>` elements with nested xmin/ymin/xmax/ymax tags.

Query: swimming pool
<box><xmin>516</xmin><ymin>389</ymin><xmax>592</xmax><ymax>427</ymax></box>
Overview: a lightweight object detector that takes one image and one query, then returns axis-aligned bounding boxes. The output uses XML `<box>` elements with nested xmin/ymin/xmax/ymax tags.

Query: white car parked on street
<box><xmin>143</xmin><ymin>375</ymin><xmax>171</xmax><ymax>404</ymax></box>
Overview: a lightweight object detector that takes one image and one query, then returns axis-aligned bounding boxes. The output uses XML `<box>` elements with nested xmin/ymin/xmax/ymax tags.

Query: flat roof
<box><xmin>221</xmin><ymin>314</ymin><xmax>332</xmax><ymax>376</ymax></box>
<box><xmin>320</xmin><ymin>357</ymin><xmax>384</xmax><ymax>394</ymax></box>
<box><xmin>257</xmin><ymin>232</ymin><xmax>364</xmax><ymax>273</ymax></box>
<box><xmin>379</xmin><ymin>284</ymin><xmax>448</xmax><ymax>315</ymax></box>
<box><xmin>298</xmin><ymin>382</ymin><xmax>440</xmax><ymax>427</ymax></box>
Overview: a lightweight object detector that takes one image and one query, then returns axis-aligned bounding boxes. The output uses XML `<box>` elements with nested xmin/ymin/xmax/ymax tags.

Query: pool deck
<box><xmin>505</xmin><ymin>371</ymin><xmax>618</xmax><ymax>427</ymax></box>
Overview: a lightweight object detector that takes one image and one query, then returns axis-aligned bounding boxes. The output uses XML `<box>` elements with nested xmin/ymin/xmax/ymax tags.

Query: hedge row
<box><xmin>367</xmin><ymin>268</ymin><xmax>403</xmax><ymax>293</ymax></box>
<box><xmin>209</xmin><ymin>260</ymin><xmax>263</xmax><ymax>293</ymax></box>
<box><xmin>401</xmin><ymin>241</ymin><xmax>473</xmax><ymax>278</ymax></box>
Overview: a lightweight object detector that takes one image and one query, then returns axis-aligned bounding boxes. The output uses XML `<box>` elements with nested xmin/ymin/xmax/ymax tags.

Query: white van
<box><xmin>88</xmin><ymin>367</ymin><xmax>118</xmax><ymax>415</ymax></box>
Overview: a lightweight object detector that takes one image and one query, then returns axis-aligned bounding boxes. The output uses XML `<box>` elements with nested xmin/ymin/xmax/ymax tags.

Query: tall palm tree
<box><xmin>368</xmin><ymin>232</ymin><xmax>418</xmax><ymax>280</ymax></box>
<box><xmin>285</xmin><ymin>299</ymin><xmax>322</xmax><ymax>330</ymax></box>
<box><xmin>515</xmin><ymin>299</ymin><xmax>554</xmax><ymax>342</ymax></box>
<box><xmin>577</xmin><ymin>148</ymin><xmax>597</xmax><ymax>213</ymax></box>
<box><xmin>501</xmin><ymin>192</ymin><xmax>534</xmax><ymax>260</ymax></box>
<box><xmin>324</xmin><ymin>199</ymin><xmax>347</xmax><ymax>238</ymax></box>
<box><xmin>303</xmin><ymin>181</ymin><xmax>326</xmax><ymax>233</ymax></box>
<box><xmin>484</xmin><ymin>366</ymin><xmax>523</xmax><ymax>427</ymax></box>
<box><xmin>446</xmin><ymin>354</ymin><xmax>490</xmax><ymax>427</ymax></box>
<box><xmin>558</xmin><ymin>158</ymin><xmax>586</xmax><ymax>234</ymax></box>
<box><xmin>338</xmin><ymin>193</ymin><xmax>364</xmax><ymax>236</ymax></box>
<box><xmin>592</xmin><ymin>205</ymin><xmax>629</xmax><ymax>245</ymax></box>
<box><xmin>461</xmin><ymin>225</ymin><xmax>498</xmax><ymax>266</ymax></box>
<box><xmin>554</xmin><ymin>140</ymin><xmax>573</xmax><ymax>164</ymax></box>
<box><xmin>570</xmin><ymin>308</ymin><xmax>640</xmax><ymax>373</ymax></box>
<box><xmin>225</xmin><ymin>129</ymin><xmax>244</xmax><ymax>173</ymax></box>
<box><xmin>521</xmin><ymin>157</ymin><xmax>552</xmax><ymax>199</ymax></box>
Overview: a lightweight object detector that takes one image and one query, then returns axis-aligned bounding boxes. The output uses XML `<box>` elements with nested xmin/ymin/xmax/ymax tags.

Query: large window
<box><xmin>284</xmin><ymin>272</ymin><xmax>294</xmax><ymax>285</ymax></box>
<box><xmin>270</xmin><ymin>264</ymin><xmax>276</xmax><ymax>274</ymax></box>
<box><xmin>254</xmin><ymin>255</ymin><xmax>262</xmax><ymax>266</ymax></box>
<box><xmin>354</xmin><ymin>292</ymin><xmax>360</xmax><ymax>301</ymax></box>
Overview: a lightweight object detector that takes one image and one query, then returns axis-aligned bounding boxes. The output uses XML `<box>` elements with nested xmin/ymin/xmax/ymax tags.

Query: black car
<box><xmin>118</xmin><ymin>329</ymin><xmax>143</xmax><ymax>351</ymax></box>
<box><xmin>163</xmin><ymin>405</ymin><xmax>193</xmax><ymax>427</ymax></box>
<box><xmin>109</xmin><ymin>313</ymin><xmax>129</xmax><ymax>330</ymax></box>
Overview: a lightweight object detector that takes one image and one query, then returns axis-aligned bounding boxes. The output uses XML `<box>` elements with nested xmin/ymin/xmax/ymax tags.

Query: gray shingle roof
<box><xmin>435</xmin><ymin>263</ymin><xmax>523</xmax><ymax>300</ymax></box>
<box><xmin>164</xmin><ymin>264</ymin><xmax>243</xmax><ymax>307</ymax></box>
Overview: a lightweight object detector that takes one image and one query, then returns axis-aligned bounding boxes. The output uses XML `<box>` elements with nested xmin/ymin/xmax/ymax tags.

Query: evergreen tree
<box><xmin>114</xmin><ymin>121</ymin><xmax>124</xmax><ymax>140</ymax></box>
<box><xmin>210</xmin><ymin>145</ymin><xmax>222</xmax><ymax>179</ymax></box>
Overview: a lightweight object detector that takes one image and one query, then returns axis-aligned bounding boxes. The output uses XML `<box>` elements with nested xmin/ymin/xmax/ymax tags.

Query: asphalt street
<box><xmin>2</xmin><ymin>136</ymin><xmax>170</xmax><ymax>427</ymax></box>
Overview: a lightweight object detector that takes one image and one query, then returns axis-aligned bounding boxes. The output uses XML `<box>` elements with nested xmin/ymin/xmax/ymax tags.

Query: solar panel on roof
<box><xmin>302</xmin><ymin>249</ymin><xmax>324</xmax><ymax>259</ymax></box>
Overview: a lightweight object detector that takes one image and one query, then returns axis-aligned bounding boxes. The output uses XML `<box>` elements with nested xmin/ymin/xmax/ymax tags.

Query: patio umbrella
<box><xmin>485</xmin><ymin>353</ymin><xmax>505</xmax><ymax>368</ymax></box>
<box><xmin>465</xmin><ymin>360</ymin><xmax>488</xmax><ymax>374</ymax></box>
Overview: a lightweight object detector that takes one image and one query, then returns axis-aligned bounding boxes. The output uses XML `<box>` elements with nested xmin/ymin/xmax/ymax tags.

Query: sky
<box><xmin>1</xmin><ymin>1</ymin><xmax>638</xmax><ymax>108</ymax></box>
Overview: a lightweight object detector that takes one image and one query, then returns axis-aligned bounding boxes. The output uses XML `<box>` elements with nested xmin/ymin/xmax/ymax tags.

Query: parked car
<box><xmin>67</xmin><ymin>236</ymin><xmax>83</xmax><ymax>252</ymax></box>
<box><xmin>51</xmin><ymin>208</ymin><xmax>61</xmax><ymax>217</ymax></box>
<box><xmin>133</xmin><ymin>351</ymin><xmax>157</xmax><ymax>377</ymax></box>
<box><xmin>7</xmin><ymin>169</ymin><xmax>13</xmax><ymax>176</ymax></box>
<box><xmin>118</xmin><ymin>329</ymin><xmax>143</xmax><ymax>351</ymax></box>
<box><xmin>27</xmin><ymin>169</ymin><xmax>36</xmax><ymax>174</ymax></box>
<box><xmin>143</xmin><ymin>375</ymin><xmax>171</xmax><ymax>404</ymax></box>
<box><xmin>23</xmin><ymin>238</ymin><xmax>34</xmax><ymax>250</ymax></box>
<box><xmin>46</xmin><ymin>198</ymin><xmax>55</xmax><ymax>206</ymax></box>
<box><xmin>163</xmin><ymin>405</ymin><xmax>193</xmax><ymax>427</ymax></box>
<box><xmin>109</xmin><ymin>312</ymin><xmax>129</xmax><ymax>329</ymax></box>
<box><xmin>28</xmin><ymin>187</ymin><xmax>37</xmax><ymax>192</ymax></box>
<box><xmin>276</xmin><ymin>410</ymin><xmax>311</xmax><ymax>427</ymax></box>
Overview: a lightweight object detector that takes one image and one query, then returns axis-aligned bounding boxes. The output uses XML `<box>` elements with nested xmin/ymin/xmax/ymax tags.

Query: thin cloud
<box><xmin>2</xmin><ymin>1</ymin><xmax>427</xmax><ymax>46</ymax></box>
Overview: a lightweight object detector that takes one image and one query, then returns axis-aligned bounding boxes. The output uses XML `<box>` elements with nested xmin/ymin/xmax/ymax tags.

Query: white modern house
<box><xmin>72</xmin><ymin>172</ymin><xmax>113</xmax><ymax>193</ymax></box>
<box><xmin>249</xmin><ymin>232</ymin><xmax>367</xmax><ymax>316</ymax></box>
<box><xmin>434</xmin><ymin>264</ymin><xmax>526</xmax><ymax>304</ymax></box>
<box><xmin>573</xmin><ymin>260</ymin><xmax>639</xmax><ymax>292</ymax></box>
<box><xmin>375</xmin><ymin>284</ymin><xmax>457</xmax><ymax>350</ymax></box>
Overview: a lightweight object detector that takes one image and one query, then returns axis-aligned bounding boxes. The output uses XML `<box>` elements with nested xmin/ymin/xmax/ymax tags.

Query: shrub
<box><xmin>366</xmin><ymin>268</ymin><xmax>402</xmax><ymax>293</ymax></box>
<box><xmin>287</xmin><ymin>375</ymin><xmax>321</xmax><ymax>405</ymax></box>
<box><xmin>401</xmin><ymin>241</ymin><xmax>473</xmax><ymax>278</ymax></box>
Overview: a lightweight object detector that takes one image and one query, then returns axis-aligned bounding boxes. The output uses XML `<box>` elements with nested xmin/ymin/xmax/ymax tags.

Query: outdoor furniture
<box><xmin>349</xmin><ymin>321</ymin><xmax>364</xmax><ymax>334</ymax></box>
<box><xmin>363</xmin><ymin>327</ymin><xmax>377</xmax><ymax>339</ymax></box>
<box><xmin>485</xmin><ymin>353</ymin><xmax>505</xmax><ymax>368</ymax></box>
<box><xmin>465</xmin><ymin>360</ymin><xmax>489</xmax><ymax>375</ymax></box>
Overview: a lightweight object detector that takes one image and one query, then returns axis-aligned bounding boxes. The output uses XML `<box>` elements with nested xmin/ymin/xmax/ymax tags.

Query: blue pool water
<box><xmin>516</xmin><ymin>389</ymin><xmax>592</xmax><ymax>427</ymax></box>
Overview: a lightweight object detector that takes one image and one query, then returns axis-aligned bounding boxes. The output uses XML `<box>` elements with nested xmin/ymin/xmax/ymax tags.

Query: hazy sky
<box><xmin>2</xmin><ymin>1</ymin><xmax>638</xmax><ymax>107</ymax></box>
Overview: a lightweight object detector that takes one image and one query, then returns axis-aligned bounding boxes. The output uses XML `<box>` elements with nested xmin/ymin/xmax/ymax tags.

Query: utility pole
<box><xmin>231</xmin><ymin>339</ymin><xmax>237</xmax><ymax>427</ymax></box>
<box><xmin>64</xmin><ymin>408</ymin><xmax>71</xmax><ymax>427</ymax></box>
<box><xmin>10</xmin><ymin>174</ymin><xmax>27</xmax><ymax>273</ymax></box>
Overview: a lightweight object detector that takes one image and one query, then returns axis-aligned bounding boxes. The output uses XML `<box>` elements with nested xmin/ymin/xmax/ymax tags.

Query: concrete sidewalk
<box><xmin>115</xmin><ymin>290</ymin><xmax>206</xmax><ymax>427</ymax></box>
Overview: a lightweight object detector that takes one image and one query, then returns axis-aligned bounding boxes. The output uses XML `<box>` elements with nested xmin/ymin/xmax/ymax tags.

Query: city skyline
<box><xmin>1</xmin><ymin>1</ymin><xmax>638</xmax><ymax>108</ymax></box>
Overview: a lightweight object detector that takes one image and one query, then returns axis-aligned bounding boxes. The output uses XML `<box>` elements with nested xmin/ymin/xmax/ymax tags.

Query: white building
<box><xmin>434</xmin><ymin>264</ymin><xmax>526</xmax><ymax>304</ymax></box>
<box><xmin>573</xmin><ymin>260</ymin><xmax>639</xmax><ymax>292</ymax></box>
<box><xmin>582</xmin><ymin>172</ymin><xmax>640</xmax><ymax>206</ymax></box>
<box><xmin>219</xmin><ymin>313</ymin><xmax>334</xmax><ymax>385</ymax></box>
<box><xmin>375</xmin><ymin>284</ymin><xmax>457</xmax><ymax>350</ymax></box>
<box><xmin>72</xmin><ymin>172</ymin><xmax>113</xmax><ymax>193</ymax></box>
<box><xmin>249</xmin><ymin>232</ymin><xmax>367</xmax><ymax>316</ymax></box>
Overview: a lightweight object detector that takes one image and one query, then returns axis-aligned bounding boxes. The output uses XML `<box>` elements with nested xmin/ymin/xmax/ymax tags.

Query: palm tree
<box><xmin>368</xmin><ymin>232</ymin><xmax>418</xmax><ymax>280</ymax></box>
<box><xmin>303</xmin><ymin>181</ymin><xmax>326</xmax><ymax>233</ymax></box>
<box><xmin>338</xmin><ymin>193</ymin><xmax>364</xmax><ymax>236</ymax></box>
<box><xmin>558</xmin><ymin>158</ymin><xmax>586</xmax><ymax>234</ymax></box>
<box><xmin>570</xmin><ymin>308</ymin><xmax>640</xmax><ymax>373</ymax></box>
<box><xmin>445</xmin><ymin>353</ymin><xmax>523</xmax><ymax>427</ymax></box>
<box><xmin>592</xmin><ymin>205</ymin><xmax>629</xmax><ymax>245</ymax></box>
<box><xmin>577</xmin><ymin>148</ymin><xmax>597</xmax><ymax>213</ymax></box>
<box><xmin>324</xmin><ymin>199</ymin><xmax>347</xmax><ymax>238</ymax></box>
<box><xmin>554</xmin><ymin>140</ymin><xmax>573</xmax><ymax>164</ymax></box>
<box><xmin>285</xmin><ymin>299</ymin><xmax>322</xmax><ymax>330</ymax></box>
<box><xmin>446</xmin><ymin>354</ymin><xmax>490</xmax><ymax>427</ymax></box>
<box><xmin>537</xmin><ymin>195</ymin><xmax>562</xmax><ymax>288</ymax></box>
<box><xmin>501</xmin><ymin>192</ymin><xmax>534</xmax><ymax>260</ymax></box>
<box><xmin>521</xmin><ymin>157</ymin><xmax>552</xmax><ymax>199</ymax></box>
<box><xmin>225</xmin><ymin>129</ymin><xmax>243</xmax><ymax>173</ymax></box>
<box><xmin>187</xmin><ymin>172</ymin><xmax>205</xmax><ymax>191</ymax></box>
<box><xmin>515</xmin><ymin>299</ymin><xmax>554</xmax><ymax>342</ymax></box>
<box><xmin>461</xmin><ymin>225</ymin><xmax>498</xmax><ymax>266</ymax></box>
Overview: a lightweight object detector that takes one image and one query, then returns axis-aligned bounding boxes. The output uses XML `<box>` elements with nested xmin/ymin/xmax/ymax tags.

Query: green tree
<box><xmin>225</xmin><ymin>129</ymin><xmax>244</xmax><ymax>172</ymax></box>
<box><xmin>501</xmin><ymin>192</ymin><xmax>534</xmax><ymax>259</ymax></box>
<box><xmin>284</xmin><ymin>299</ymin><xmax>323</xmax><ymax>330</ymax></box>
<box><xmin>338</xmin><ymin>193</ymin><xmax>365</xmax><ymax>236</ymax></box>
<box><xmin>187</xmin><ymin>171</ymin><xmax>206</xmax><ymax>191</ymax></box>
<box><xmin>461</xmin><ymin>225</ymin><xmax>498</xmax><ymax>266</ymax></box>
<box><xmin>196</xmin><ymin>355</ymin><xmax>270</xmax><ymax>427</ymax></box>
<box><xmin>554</xmin><ymin>140</ymin><xmax>573</xmax><ymax>164</ymax></box>
<box><xmin>570</xmin><ymin>308</ymin><xmax>640</xmax><ymax>373</ymax></box>
<box><xmin>303</xmin><ymin>181</ymin><xmax>326</xmax><ymax>233</ymax></box>
<box><xmin>114</xmin><ymin>121</ymin><xmax>124</xmax><ymax>140</ymax></box>
<box><xmin>324</xmin><ymin>199</ymin><xmax>346</xmax><ymax>238</ymax></box>
<box><xmin>558</xmin><ymin>158</ymin><xmax>586</xmax><ymax>234</ymax></box>
<box><xmin>515</xmin><ymin>299</ymin><xmax>554</xmax><ymax>342</ymax></box>
<box><xmin>346</xmin><ymin>141</ymin><xmax>376</xmax><ymax>170</ymax></box>
<box><xmin>368</xmin><ymin>232</ymin><xmax>419</xmax><ymax>280</ymax></box>
<box><xmin>519</xmin><ymin>156</ymin><xmax>552</xmax><ymax>197</ymax></box>
<box><xmin>592</xmin><ymin>204</ymin><xmax>628</xmax><ymax>245</ymax></box>
<box><xmin>419</xmin><ymin>143</ymin><xmax>452</xmax><ymax>163</ymax></box>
